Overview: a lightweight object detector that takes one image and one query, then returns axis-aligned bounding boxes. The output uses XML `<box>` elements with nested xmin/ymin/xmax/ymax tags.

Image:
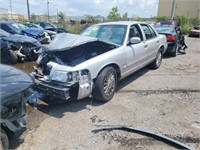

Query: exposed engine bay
<box><xmin>37</xmin><ymin>41</ymin><xmax>117</xmax><ymax>75</ymax></box>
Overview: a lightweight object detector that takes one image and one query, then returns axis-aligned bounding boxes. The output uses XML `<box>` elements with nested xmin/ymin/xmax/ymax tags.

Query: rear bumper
<box><xmin>33</xmin><ymin>79</ymin><xmax>71</xmax><ymax>100</ymax></box>
<box><xmin>166</xmin><ymin>42</ymin><xmax>177</xmax><ymax>53</ymax></box>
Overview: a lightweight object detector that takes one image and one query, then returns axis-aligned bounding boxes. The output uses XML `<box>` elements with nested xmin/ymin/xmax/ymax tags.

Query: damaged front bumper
<box><xmin>33</xmin><ymin>78</ymin><xmax>71</xmax><ymax>100</ymax></box>
<box><xmin>32</xmin><ymin>66</ymin><xmax>93</xmax><ymax>100</ymax></box>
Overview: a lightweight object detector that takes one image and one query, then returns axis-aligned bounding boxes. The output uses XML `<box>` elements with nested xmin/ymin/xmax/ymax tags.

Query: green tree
<box><xmin>30</xmin><ymin>13</ymin><xmax>37</xmax><ymax>21</ymax></box>
<box><xmin>57</xmin><ymin>11</ymin><xmax>67</xmax><ymax>29</ymax></box>
<box><xmin>17</xmin><ymin>14</ymin><xmax>28</xmax><ymax>23</ymax></box>
<box><xmin>107</xmin><ymin>6</ymin><xmax>121</xmax><ymax>21</ymax></box>
<box><xmin>122</xmin><ymin>12</ymin><xmax>128</xmax><ymax>21</ymax></box>
<box><xmin>155</xmin><ymin>16</ymin><xmax>170</xmax><ymax>21</ymax></box>
<box><xmin>85</xmin><ymin>15</ymin><xmax>97</xmax><ymax>24</ymax></box>
<box><xmin>135</xmin><ymin>16</ymin><xmax>144</xmax><ymax>21</ymax></box>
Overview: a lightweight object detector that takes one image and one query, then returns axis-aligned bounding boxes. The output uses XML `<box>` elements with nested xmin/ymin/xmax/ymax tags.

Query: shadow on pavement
<box><xmin>116</xmin><ymin>67</ymin><xmax>150</xmax><ymax>91</ymax></box>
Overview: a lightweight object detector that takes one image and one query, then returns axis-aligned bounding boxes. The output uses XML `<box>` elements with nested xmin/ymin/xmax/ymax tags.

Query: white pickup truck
<box><xmin>33</xmin><ymin>21</ymin><xmax>167</xmax><ymax>102</ymax></box>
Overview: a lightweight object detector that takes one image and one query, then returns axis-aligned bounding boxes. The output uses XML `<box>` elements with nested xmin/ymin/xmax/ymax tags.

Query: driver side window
<box><xmin>129</xmin><ymin>25</ymin><xmax>143</xmax><ymax>41</ymax></box>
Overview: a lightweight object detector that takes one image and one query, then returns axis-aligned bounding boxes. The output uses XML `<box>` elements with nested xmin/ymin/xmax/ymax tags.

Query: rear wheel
<box><xmin>93</xmin><ymin>67</ymin><xmax>117</xmax><ymax>102</ymax></box>
<box><xmin>171</xmin><ymin>44</ymin><xmax>179</xmax><ymax>57</ymax></box>
<box><xmin>150</xmin><ymin>49</ymin><xmax>162</xmax><ymax>69</ymax></box>
<box><xmin>0</xmin><ymin>129</ymin><xmax>9</xmax><ymax>150</ymax></box>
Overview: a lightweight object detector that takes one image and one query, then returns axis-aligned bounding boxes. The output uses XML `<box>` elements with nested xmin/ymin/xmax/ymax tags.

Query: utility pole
<box><xmin>47</xmin><ymin>0</ymin><xmax>49</xmax><ymax>21</ymax></box>
<box><xmin>57</xmin><ymin>8</ymin><xmax>58</xmax><ymax>22</ymax></box>
<box><xmin>9</xmin><ymin>0</ymin><xmax>12</xmax><ymax>19</ymax></box>
<box><xmin>26</xmin><ymin>0</ymin><xmax>31</xmax><ymax>21</ymax></box>
<box><xmin>170</xmin><ymin>0</ymin><xmax>176</xmax><ymax>20</ymax></box>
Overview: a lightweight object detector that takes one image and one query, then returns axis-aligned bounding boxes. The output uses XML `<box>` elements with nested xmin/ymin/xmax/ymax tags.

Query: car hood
<box><xmin>47</xmin><ymin>33</ymin><xmax>117</xmax><ymax>51</ymax></box>
<box><xmin>0</xmin><ymin>64</ymin><xmax>34</xmax><ymax>99</ymax></box>
<box><xmin>2</xmin><ymin>34</ymin><xmax>39</xmax><ymax>44</ymax></box>
<box><xmin>22</xmin><ymin>28</ymin><xmax>44</xmax><ymax>36</ymax></box>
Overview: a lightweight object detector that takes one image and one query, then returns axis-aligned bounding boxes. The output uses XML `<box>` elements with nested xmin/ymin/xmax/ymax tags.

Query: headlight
<box><xmin>51</xmin><ymin>71</ymin><xmax>78</xmax><ymax>83</ymax></box>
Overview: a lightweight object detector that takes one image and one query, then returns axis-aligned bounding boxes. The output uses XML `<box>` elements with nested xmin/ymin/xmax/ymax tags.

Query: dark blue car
<box><xmin>154</xmin><ymin>25</ymin><xmax>181</xmax><ymax>57</ymax></box>
<box><xmin>0</xmin><ymin>21</ymin><xmax>48</xmax><ymax>44</ymax></box>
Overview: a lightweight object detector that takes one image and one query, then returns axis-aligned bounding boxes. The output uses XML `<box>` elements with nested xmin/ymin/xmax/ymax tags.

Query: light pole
<box><xmin>47</xmin><ymin>0</ymin><xmax>49</xmax><ymax>21</ymax></box>
<box><xmin>9</xmin><ymin>0</ymin><xmax>12</xmax><ymax>19</ymax></box>
<box><xmin>170</xmin><ymin>0</ymin><xmax>176</xmax><ymax>20</ymax></box>
<box><xmin>26</xmin><ymin>0</ymin><xmax>30</xmax><ymax>21</ymax></box>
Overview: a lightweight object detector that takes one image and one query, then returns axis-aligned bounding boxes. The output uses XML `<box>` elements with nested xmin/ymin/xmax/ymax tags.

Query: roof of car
<box><xmin>95</xmin><ymin>21</ymin><xmax>143</xmax><ymax>26</ymax></box>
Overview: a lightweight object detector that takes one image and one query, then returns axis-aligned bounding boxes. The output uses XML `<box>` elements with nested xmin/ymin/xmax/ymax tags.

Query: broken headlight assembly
<box><xmin>51</xmin><ymin>71</ymin><xmax>79</xmax><ymax>83</ymax></box>
<box><xmin>51</xmin><ymin>69</ymin><xmax>91</xmax><ymax>84</ymax></box>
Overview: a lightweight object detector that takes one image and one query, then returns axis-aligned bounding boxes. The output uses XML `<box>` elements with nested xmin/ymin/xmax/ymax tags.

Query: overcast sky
<box><xmin>1</xmin><ymin>0</ymin><xmax>159</xmax><ymax>18</ymax></box>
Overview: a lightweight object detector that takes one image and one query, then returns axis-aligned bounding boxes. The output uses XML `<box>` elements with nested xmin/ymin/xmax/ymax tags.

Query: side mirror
<box><xmin>128</xmin><ymin>37</ymin><xmax>141</xmax><ymax>45</ymax></box>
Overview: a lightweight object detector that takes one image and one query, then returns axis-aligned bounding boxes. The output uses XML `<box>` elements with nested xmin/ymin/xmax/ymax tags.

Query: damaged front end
<box><xmin>33</xmin><ymin>62</ymin><xmax>93</xmax><ymax>100</ymax></box>
<box><xmin>32</xmin><ymin>33</ymin><xmax>118</xmax><ymax>100</ymax></box>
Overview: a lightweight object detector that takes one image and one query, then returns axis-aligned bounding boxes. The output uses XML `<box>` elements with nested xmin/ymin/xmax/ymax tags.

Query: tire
<box><xmin>93</xmin><ymin>67</ymin><xmax>117</xmax><ymax>102</ymax></box>
<box><xmin>150</xmin><ymin>49</ymin><xmax>162</xmax><ymax>69</ymax></box>
<box><xmin>171</xmin><ymin>44</ymin><xmax>179</xmax><ymax>57</ymax></box>
<box><xmin>9</xmin><ymin>50</ymin><xmax>18</xmax><ymax>64</ymax></box>
<box><xmin>0</xmin><ymin>129</ymin><xmax>9</xmax><ymax>150</ymax></box>
<box><xmin>1</xmin><ymin>51</ymin><xmax>11</xmax><ymax>64</ymax></box>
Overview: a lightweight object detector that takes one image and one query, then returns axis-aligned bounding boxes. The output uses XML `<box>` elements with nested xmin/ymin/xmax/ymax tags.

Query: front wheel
<box><xmin>150</xmin><ymin>50</ymin><xmax>162</xmax><ymax>69</ymax></box>
<box><xmin>93</xmin><ymin>67</ymin><xmax>117</xmax><ymax>102</ymax></box>
<box><xmin>0</xmin><ymin>129</ymin><xmax>9</xmax><ymax>150</ymax></box>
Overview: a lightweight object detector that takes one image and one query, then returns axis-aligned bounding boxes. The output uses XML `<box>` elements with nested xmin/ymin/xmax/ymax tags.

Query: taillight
<box><xmin>166</xmin><ymin>35</ymin><xmax>175</xmax><ymax>42</ymax></box>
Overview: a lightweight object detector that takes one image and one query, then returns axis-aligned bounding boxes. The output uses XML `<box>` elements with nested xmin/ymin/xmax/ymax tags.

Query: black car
<box><xmin>0</xmin><ymin>21</ymin><xmax>48</xmax><ymax>44</ymax></box>
<box><xmin>0</xmin><ymin>64</ymin><xmax>33</xmax><ymax>149</ymax></box>
<box><xmin>154</xmin><ymin>25</ymin><xmax>181</xmax><ymax>57</ymax></box>
<box><xmin>0</xmin><ymin>29</ymin><xmax>41</xmax><ymax>62</ymax></box>
<box><xmin>33</xmin><ymin>21</ymin><xmax>68</xmax><ymax>33</ymax></box>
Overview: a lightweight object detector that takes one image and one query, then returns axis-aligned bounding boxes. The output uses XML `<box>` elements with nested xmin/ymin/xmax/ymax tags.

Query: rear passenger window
<box><xmin>141</xmin><ymin>24</ymin><xmax>156</xmax><ymax>40</ymax></box>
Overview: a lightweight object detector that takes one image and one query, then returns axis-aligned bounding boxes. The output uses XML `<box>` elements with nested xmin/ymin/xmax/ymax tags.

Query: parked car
<box><xmin>0</xmin><ymin>64</ymin><xmax>33</xmax><ymax>149</ymax></box>
<box><xmin>0</xmin><ymin>21</ymin><xmax>48</xmax><ymax>44</ymax></box>
<box><xmin>23</xmin><ymin>23</ymin><xmax>57</xmax><ymax>41</ymax></box>
<box><xmin>189</xmin><ymin>26</ymin><xmax>200</xmax><ymax>38</ymax></box>
<box><xmin>154</xmin><ymin>25</ymin><xmax>181</xmax><ymax>57</ymax></box>
<box><xmin>32</xmin><ymin>21</ymin><xmax>68</xmax><ymax>33</ymax></box>
<box><xmin>159</xmin><ymin>20</ymin><xmax>176</xmax><ymax>26</ymax></box>
<box><xmin>32</xmin><ymin>21</ymin><xmax>167</xmax><ymax>102</ymax></box>
<box><xmin>0</xmin><ymin>29</ymin><xmax>41</xmax><ymax>62</ymax></box>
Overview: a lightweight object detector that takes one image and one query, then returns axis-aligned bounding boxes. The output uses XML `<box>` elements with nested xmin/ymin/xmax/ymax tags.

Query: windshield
<box><xmin>45</xmin><ymin>22</ymin><xmax>57</xmax><ymax>28</ymax></box>
<box><xmin>154</xmin><ymin>26</ymin><xmax>175</xmax><ymax>34</ymax></box>
<box><xmin>24</xmin><ymin>23</ymin><xmax>43</xmax><ymax>29</ymax></box>
<box><xmin>0</xmin><ymin>29</ymin><xmax>10</xmax><ymax>37</ymax></box>
<box><xmin>9</xmin><ymin>23</ymin><xmax>22</xmax><ymax>34</ymax></box>
<box><xmin>18</xmin><ymin>24</ymin><xmax>28</xmax><ymax>30</ymax></box>
<box><xmin>81</xmin><ymin>24</ymin><xmax>127</xmax><ymax>45</ymax></box>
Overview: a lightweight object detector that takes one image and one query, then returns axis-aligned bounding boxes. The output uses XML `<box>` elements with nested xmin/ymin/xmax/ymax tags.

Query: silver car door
<box><xmin>124</xmin><ymin>24</ymin><xmax>148</xmax><ymax>75</ymax></box>
<box><xmin>140</xmin><ymin>24</ymin><xmax>160</xmax><ymax>60</ymax></box>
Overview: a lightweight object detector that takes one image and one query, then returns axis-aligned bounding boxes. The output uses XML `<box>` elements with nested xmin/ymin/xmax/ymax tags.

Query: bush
<box><xmin>181</xmin><ymin>24</ymin><xmax>192</xmax><ymax>34</ymax></box>
<box><xmin>174</xmin><ymin>16</ymin><xmax>189</xmax><ymax>26</ymax></box>
<box><xmin>190</xmin><ymin>17</ymin><xmax>200</xmax><ymax>26</ymax></box>
<box><xmin>67</xmin><ymin>23</ymin><xmax>88</xmax><ymax>34</ymax></box>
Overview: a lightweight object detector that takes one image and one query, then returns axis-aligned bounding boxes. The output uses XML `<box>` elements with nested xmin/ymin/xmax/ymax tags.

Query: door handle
<box><xmin>144</xmin><ymin>45</ymin><xmax>148</xmax><ymax>48</ymax></box>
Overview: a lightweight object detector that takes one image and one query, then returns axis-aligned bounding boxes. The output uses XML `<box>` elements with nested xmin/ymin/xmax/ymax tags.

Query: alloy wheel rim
<box><xmin>156</xmin><ymin>52</ymin><xmax>162</xmax><ymax>66</ymax></box>
<box><xmin>103</xmin><ymin>72</ymin><xmax>116</xmax><ymax>96</ymax></box>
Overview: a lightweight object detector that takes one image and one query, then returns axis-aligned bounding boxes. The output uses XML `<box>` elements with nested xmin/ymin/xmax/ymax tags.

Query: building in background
<box><xmin>157</xmin><ymin>0</ymin><xmax>200</xmax><ymax>18</ymax></box>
